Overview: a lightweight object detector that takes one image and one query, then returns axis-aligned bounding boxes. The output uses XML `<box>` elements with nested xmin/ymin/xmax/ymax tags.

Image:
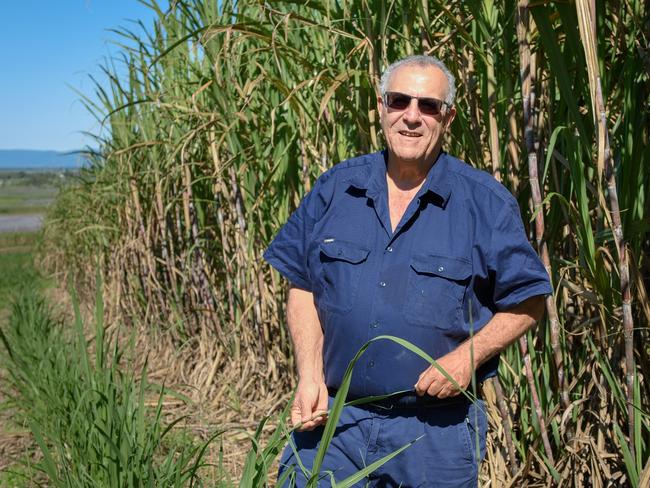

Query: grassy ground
<box><xmin>0</xmin><ymin>187</ymin><xmax>56</xmax><ymax>216</ymax></box>
<box><xmin>0</xmin><ymin>233</ymin><xmax>47</xmax><ymax>308</ymax></box>
<box><xmin>0</xmin><ymin>176</ymin><xmax>261</xmax><ymax>486</ymax></box>
<box><xmin>0</xmin><ymin>173</ymin><xmax>278</xmax><ymax>486</ymax></box>
<box><xmin>0</xmin><ymin>231</ymin><xmax>48</xmax><ymax>485</ymax></box>
<box><xmin>0</xmin><ymin>175</ymin><xmax>61</xmax><ymax>484</ymax></box>
<box><xmin>0</xmin><ymin>170</ymin><xmax>72</xmax><ymax>216</ymax></box>
<box><xmin>0</xmin><ymin>231</ymin><xmax>239</xmax><ymax>486</ymax></box>
<box><xmin>0</xmin><ymin>236</ymin><xmax>202</xmax><ymax>485</ymax></box>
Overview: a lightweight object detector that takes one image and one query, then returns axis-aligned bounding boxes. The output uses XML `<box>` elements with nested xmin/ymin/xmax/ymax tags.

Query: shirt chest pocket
<box><xmin>317</xmin><ymin>240</ymin><xmax>370</xmax><ymax>313</ymax></box>
<box><xmin>404</xmin><ymin>254</ymin><xmax>472</xmax><ymax>329</ymax></box>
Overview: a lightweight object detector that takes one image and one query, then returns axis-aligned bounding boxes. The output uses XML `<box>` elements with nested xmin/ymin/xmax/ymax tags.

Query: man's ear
<box><xmin>444</xmin><ymin>106</ymin><xmax>457</xmax><ymax>130</ymax></box>
<box><xmin>377</xmin><ymin>95</ymin><xmax>384</xmax><ymax>122</ymax></box>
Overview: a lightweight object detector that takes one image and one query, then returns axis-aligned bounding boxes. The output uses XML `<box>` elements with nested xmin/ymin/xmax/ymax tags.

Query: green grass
<box><xmin>0</xmin><ymin>250</ymin><xmax>37</xmax><ymax>307</ymax></box>
<box><xmin>0</xmin><ymin>232</ymin><xmax>48</xmax><ymax>310</ymax></box>
<box><xmin>0</xmin><ymin>282</ymin><xmax>226</xmax><ymax>487</ymax></box>
<box><xmin>0</xmin><ymin>459</ymin><xmax>44</xmax><ymax>487</ymax></box>
<box><xmin>0</xmin><ymin>186</ymin><xmax>57</xmax><ymax>215</ymax></box>
<box><xmin>0</xmin><ymin>230</ymin><xmax>48</xmax><ymax>485</ymax></box>
<box><xmin>0</xmin><ymin>232</ymin><xmax>228</xmax><ymax>487</ymax></box>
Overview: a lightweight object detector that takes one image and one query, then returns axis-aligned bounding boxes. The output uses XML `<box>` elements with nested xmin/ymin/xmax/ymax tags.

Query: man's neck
<box><xmin>386</xmin><ymin>148</ymin><xmax>441</xmax><ymax>191</ymax></box>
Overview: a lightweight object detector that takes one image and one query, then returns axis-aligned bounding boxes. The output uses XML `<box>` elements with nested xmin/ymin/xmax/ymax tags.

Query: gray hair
<box><xmin>379</xmin><ymin>55</ymin><xmax>456</xmax><ymax>107</ymax></box>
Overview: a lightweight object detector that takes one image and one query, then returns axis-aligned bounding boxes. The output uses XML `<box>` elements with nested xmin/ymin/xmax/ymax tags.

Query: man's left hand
<box><xmin>414</xmin><ymin>347</ymin><xmax>473</xmax><ymax>398</ymax></box>
<box><xmin>414</xmin><ymin>296</ymin><xmax>545</xmax><ymax>398</ymax></box>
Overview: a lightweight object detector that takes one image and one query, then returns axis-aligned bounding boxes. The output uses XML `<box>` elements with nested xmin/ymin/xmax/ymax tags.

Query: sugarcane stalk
<box><xmin>516</xmin><ymin>0</ymin><xmax>568</xmax><ymax>411</ymax></box>
<box><xmin>519</xmin><ymin>336</ymin><xmax>555</xmax><ymax>465</ymax></box>
<box><xmin>491</xmin><ymin>377</ymin><xmax>519</xmax><ymax>475</ymax></box>
<box><xmin>575</xmin><ymin>0</ymin><xmax>636</xmax><ymax>459</ymax></box>
<box><xmin>486</xmin><ymin>47</ymin><xmax>501</xmax><ymax>183</ymax></box>
<box><xmin>505</xmin><ymin>78</ymin><xmax>521</xmax><ymax>195</ymax></box>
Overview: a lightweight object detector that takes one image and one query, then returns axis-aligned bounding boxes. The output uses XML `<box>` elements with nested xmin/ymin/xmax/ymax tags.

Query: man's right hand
<box><xmin>285</xmin><ymin>286</ymin><xmax>328</xmax><ymax>431</ymax></box>
<box><xmin>291</xmin><ymin>380</ymin><xmax>329</xmax><ymax>431</ymax></box>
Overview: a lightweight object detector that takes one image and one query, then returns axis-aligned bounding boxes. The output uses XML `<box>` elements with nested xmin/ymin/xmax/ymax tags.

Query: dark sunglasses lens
<box><xmin>418</xmin><ymin>98</ymin><xmax>442</xmax><ymax>115</ymax></box>
<box><xmin>386</xmin><ymin>93</ymin><xmax>411</xmax><ymax>110</ymax></box>
<box><xmin>386</xmin><ymin>92</ymin><xmax>443</xmax><ymax>115</ymax></box>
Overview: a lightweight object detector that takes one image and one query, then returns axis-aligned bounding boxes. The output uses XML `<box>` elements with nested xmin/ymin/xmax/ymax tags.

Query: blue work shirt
<box><xmin>264</xmin><ymin>150</ymin><xmax>551</xmax><ymax>398</ymax></box>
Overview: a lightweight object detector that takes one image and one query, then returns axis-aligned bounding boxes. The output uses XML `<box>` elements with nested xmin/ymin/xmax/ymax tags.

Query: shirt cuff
<box><xmin>263</xmin><ymin>250</ymin><xmax>312</xmax><ymax>292</ymax></box>
<box><xmin>494</xmin><ymin>282</ymin><xmax>552</xmax><ymax>311</ymax></box>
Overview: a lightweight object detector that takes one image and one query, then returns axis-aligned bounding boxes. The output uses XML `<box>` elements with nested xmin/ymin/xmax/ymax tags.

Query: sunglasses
<box><xmin>383</xmin><ymin>91</ymin><xmax>449</xmax><ymax>116</ymax></box>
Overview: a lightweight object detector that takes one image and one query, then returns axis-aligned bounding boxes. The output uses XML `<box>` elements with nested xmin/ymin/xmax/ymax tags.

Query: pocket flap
<box><xmin>411</xmin><ymin>254</ymin><xmax>471</xmax><ymax>281</ymax></box>
<box><xmin>319</xmin><ymin>240</ymin><xmax>370</xmax><ymax>264</ymax></box>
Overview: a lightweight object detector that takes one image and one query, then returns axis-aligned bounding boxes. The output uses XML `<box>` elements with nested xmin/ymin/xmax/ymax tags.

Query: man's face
<box><xmin>378</xmin><ymin>65</ymin><xmax>456</xmax><ymax>167</ymax></box>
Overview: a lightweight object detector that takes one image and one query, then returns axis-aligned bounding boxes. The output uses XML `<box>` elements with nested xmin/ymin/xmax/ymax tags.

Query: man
<box><xmin>264</xmin><ymin>55</ymin><xmax>550</xmax><ymax>487</ymax></box>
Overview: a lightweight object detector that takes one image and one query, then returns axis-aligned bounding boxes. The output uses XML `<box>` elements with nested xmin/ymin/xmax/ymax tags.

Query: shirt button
<box><xmin>371</xmin><ymin>321</ymin><xmax>379</xmax><ymax>328</ymax></box>
<box><xmin>438</xmin><ymin>266</ymin><xmax>444</xmax><ymax>272</ymax></box>
<box><xmin>379</xmin><ymin>281</ymin><xmax>386</xmax><ymax>287</ymax></box>
<box><xmin>386</xmin><ymin>246</ymin><xmax>393</xmax><ymax>253</ymax></box>
<box><xmin>369</xmin><ymin>360</ymin><xmax>375</xmax><ymax>367</ymax></box>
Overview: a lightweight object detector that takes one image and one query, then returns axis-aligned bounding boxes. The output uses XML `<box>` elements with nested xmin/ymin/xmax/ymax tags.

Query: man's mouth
<box><xmin>398</xmin><ymin>130</ymin><xmax>421</xmax><ymax>137</ymax></box>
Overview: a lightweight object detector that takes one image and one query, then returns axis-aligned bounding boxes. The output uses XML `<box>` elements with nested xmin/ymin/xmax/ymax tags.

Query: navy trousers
<box><xmin>278</xmin><ymin>397</ymin><xmax>487</xmax><ymax>487</ymax></box>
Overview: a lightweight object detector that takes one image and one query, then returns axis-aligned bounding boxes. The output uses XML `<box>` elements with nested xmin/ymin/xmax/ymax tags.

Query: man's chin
<box><xmin>388</xmin><ymin>146</ymin><xmax>441</xmax><ymax>166</ymax></box>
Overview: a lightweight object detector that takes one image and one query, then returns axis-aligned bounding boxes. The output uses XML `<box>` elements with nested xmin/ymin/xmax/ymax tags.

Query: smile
<box><xmin>398</xmin><ymin>130</ymin><xmax>422</xmax><ymax>137</ymax></box>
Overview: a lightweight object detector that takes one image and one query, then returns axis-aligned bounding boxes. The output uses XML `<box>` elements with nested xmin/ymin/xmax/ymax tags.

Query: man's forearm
<box><xmin>457</xmin><ymin>294</ymin><xmax>546</xmax><ymax>370</ymax></box>
<box><xmin>287</xmin><ymin>286</ymin><xmax>324</xmax><ymax>382</ymax></box>
<box><xmin>286</xmin><ymin>286</ymin><xmax>329</xmax><ymax>430</ymax></box>
<box><xmin>415</xmin><ymin>294</ymin><xmax>546</xmax><ymax>397</ymax></box>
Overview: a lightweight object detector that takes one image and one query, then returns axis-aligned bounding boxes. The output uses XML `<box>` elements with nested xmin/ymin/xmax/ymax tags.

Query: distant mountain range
<box><xmin>0</xmin><ymin>149</ymin><xmax>89</xmax><ymax>170</ymax></box>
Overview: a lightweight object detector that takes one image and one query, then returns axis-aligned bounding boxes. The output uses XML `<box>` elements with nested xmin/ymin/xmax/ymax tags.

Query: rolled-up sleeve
<box><xmin>264</xmin><ymin>205</ymin><xmax>313</xmax><ymax>290</ymax></box>
<box><xmin>263</xmin><ymin>176</ymin><xmax>331</xmax><ymax>291</ymax></box>
<box><xmin>489</xmin><ymin>201</ymin><xmax>553</xmax><ymax>310</ymax></box>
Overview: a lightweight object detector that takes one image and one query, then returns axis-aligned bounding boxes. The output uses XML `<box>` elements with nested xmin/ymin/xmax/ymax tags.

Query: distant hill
<box><xmin>0</xmin><ymin>149</ymin><xmax>89</xmax><ymax>170</ymax></box>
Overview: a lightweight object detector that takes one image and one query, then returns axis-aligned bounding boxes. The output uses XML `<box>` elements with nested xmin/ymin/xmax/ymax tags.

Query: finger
<box><xmin>296</xmin><ymin>414</ymin><xmax>316</xmax><ymax>432</ymax></box>
<box><xmin>436</xmin><ymin>386</ymin><xmax>450</xmax><ymax>398</ymax></box>
<box><xmin>313</xmin><ymin>412</ymin><xmax>328</xmax><ymax>427</ymax></box>
<box><xmin>315</xmin><ymin>399</ymin><xmax>328</xmax><ymax>414</ymax></box>
<box><xmin>426</xmin><ymin>375</ymin><xmax>447</xmax><ymax>396</ymax></box>
<box><xmin>314</xmin><ymin>385</ymin><xmax>329</xmax><ymax>421</ymax></box>
<box><xmin>313</xmin><ymin>409</ymin><xmax>328</xmax><ymax>422</ymax></box>
<box><xmin>300</xmin><ymin>412</ymin><xmax>326</xmax><ymax>431</ymax></box>
<box><xmin>317</xmin><ymin>395</ymin><xmax>329</xmax><ymax>410</ymax></box>
<box><xmin>415</xmin><ymin>368</ymin><xmax>438</xmax><ymax>395</ymax></box>
<box><xmin>426</xmin><ymin>383</ymin><xmax>442</xmax><ymax>397</ymax></box>
<box><xmin>299</xmin><ymin>397</ymin><xmax>314</xmax><ymax>424</ymax></box>
<box><xmin>414</xmin><ymin>374</ymin><xmax>428</xmax><ymax>395</ymax></box>
<box><xmin>317</xmin><ymin>383</ymin><xmax>330</xmax><ymax>406</ymax></box>
<box><xmin>291</xmin><ymin>396</ymin><xmax>312</xmax><ymax>430</ymax></box>
<box><xmin>416</xmin><ymin>380</ymin><xmax>432</xmax><ymax>396</ymax></box>
<box><xmin>438</xmin><ymin>379</ymin><xmax>464</xmax><ymax>398</ymax></box>
<box><xmin>299</xmin><ymin>421</ymin><xmax>317</xmax><ymax>431</ymax></box>
<box><xmin>290</xmin><ymin>404</ymin><xmax>303</xmax><ymax>428</ymax></box>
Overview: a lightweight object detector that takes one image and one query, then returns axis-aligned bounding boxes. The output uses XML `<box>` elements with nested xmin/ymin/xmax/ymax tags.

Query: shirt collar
<box><xmin>344</xmin><ymin>150</ymin><xmax>452</xmax><ymax>205</ymax></box>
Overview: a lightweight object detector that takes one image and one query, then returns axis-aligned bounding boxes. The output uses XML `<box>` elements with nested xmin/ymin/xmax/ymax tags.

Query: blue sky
<box><xmin>0</xmin><ymin>1</ymin><xmax>164</xmax><ymax>151</ymax></box>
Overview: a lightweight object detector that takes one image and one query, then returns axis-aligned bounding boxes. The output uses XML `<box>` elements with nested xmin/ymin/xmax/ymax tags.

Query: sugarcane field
<box><xmin>0</xmin><ymin>1</ymin><xmax>648</xmax><ymax>486</ymax></box>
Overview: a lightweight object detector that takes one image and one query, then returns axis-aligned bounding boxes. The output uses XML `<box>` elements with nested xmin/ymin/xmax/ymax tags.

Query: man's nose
<box><xmin>401</xmin><ymin>99</ymin><xmax>421</xmax><ymax>123</ymax></box>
